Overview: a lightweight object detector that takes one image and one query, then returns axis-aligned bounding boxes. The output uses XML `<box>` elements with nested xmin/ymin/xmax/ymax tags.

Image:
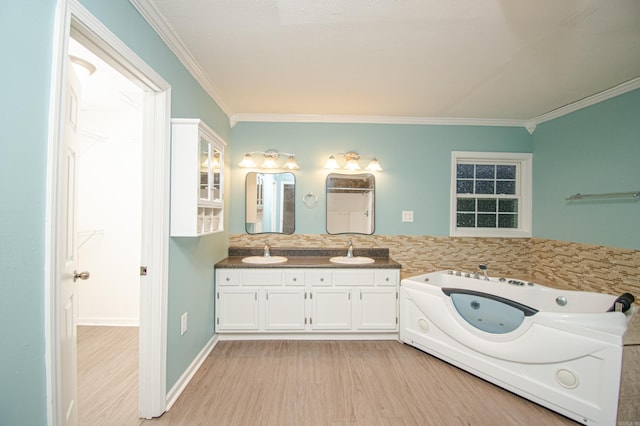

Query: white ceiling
<box><xmin>139</xmin><ymin>0</ymin><xmax>640</xmax><ymax>124</ymax></box>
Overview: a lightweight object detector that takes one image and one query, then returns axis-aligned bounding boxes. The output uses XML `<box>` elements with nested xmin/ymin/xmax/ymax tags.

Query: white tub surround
<box><xmin>400</xmin><ymin>270</ymin><xmax>636</xmax><ymax>426</ymax></box>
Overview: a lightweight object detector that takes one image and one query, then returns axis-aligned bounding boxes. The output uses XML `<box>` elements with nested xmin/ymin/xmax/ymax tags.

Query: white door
<box><xmin>60</xmin><ymin>61</ymin><xmax>89</xmax><ymax>426</ymax></box>
<box><xmin>311</xmin><ymin>288</ymin><xmax>352</xmax><ymax>330</ymax></box>
<box><xmin>264</xmin><ymin>288</ymin><xmax>306</xmax><ymax>330</ymax></box>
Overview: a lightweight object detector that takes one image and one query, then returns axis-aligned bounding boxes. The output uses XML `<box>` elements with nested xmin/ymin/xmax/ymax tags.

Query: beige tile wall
<box><xmin>229</xmin><ymin>234</ymin><xmax>640</xmax><ymax>298</ymax></box>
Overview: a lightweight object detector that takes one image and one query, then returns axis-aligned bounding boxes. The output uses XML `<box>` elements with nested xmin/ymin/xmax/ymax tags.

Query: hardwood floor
<box><xmin>77</xmin><ymin>326</ymin><xmax>141</xmax><ymax>426</ymax></box>
<box><xmin>145</xmin><ymin>340</ymin><xmax>579</xmax><ymax>426</ymax></box>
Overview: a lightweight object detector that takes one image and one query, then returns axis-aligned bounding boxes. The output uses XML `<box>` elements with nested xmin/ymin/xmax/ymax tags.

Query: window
<box><xmin>450</xmin><ymin>151</ymin><xmax>532</xmax><ymax>237</ymax></box>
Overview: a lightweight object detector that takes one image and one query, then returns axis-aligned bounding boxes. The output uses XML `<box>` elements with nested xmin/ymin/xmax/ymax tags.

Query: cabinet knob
<box><xmin>293</xmin><ymin>277</ymin><xmax>297</xmax><ymax>282</ymax></box>
<box><xmin>225</xmin><ymin>277</ymin><xmax>230</xmax><ymax>281</ymax></box>
<box><xmin>320</xmin><ymin>278</ymin><xmax>324</xmax><ymax>282</ymax></box>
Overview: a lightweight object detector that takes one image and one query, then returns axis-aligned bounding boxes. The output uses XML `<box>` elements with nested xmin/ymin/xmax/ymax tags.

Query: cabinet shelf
<box><xmin>171</xmin><ymin>119</ymin><xmax>226</xmax><ymax>237</ymax></box>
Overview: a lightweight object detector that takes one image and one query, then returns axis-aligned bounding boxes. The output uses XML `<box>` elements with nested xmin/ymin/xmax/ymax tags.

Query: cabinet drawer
<box><xmin>334</xmin><ymin>270</ymin><xmax>376</xmax><ymax>286</ymax></box>
<box><xmin>284</xmin><ymin>270</ymin><xmax>305</xmax><ymax>286</ymax></box>
<box><xmin>242</xmin><ymin>269</ymin><xmax>283</xmax><ymax>285</ymax></box>
<box><xmin>375</xmin><ymin>270</ymin><xmax>398</xmax><ymax>286</ymax></box>
<box><xmin>307</xmin><ymin>270</ymin><xmax>332</xmax><ymax>286</ymax></box>
<box><xmin>217</xmin><ymin>269</ymin><xmax>240</xmax><ymax>286</ymax></box>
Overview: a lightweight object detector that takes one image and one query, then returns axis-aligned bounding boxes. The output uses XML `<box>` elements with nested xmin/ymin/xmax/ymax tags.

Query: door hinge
<box><xmin>216</xmin><ymin>318</ymin><xmax>219</xmax><ymax>325</ymax></box>
<box><xmin>216</xmin><ymin>292</ymin><xmax>219</xmax><ymax>299</ymax></box>
<box><xmin>140</xmin><ymin>266</ymin><xmax>148</xmax><ymax>276</ymax></box>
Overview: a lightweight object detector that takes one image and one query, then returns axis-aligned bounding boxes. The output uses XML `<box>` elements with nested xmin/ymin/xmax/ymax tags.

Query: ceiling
<box><xmin>138</xmin><ymin>0</ymin><xmax>640</xmax><ymax>124</ymax></box>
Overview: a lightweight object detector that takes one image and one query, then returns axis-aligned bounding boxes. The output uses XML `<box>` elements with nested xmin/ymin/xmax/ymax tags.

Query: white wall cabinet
<box><xmin>170</xmin><ymin>118</ymin><xmax>226</xmax><ymax>237</ymax></box>
<box><xmin>215</xmin><ymin>268</ymin><xmax>399</xmax><ymax>338</ymax></box>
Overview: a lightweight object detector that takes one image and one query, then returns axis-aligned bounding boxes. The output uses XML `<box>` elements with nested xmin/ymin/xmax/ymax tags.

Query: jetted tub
<box><xmin>400</xmin><ymin>270</ymin><xmax>636</xmax><ymax>426</ymax></box>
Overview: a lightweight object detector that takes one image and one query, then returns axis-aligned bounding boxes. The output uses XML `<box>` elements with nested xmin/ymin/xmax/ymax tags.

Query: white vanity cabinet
<box><xmin>170</xmin><ymin>119</ymin><xmax>226</xmax><ymax>236</ymax></box>
<box><xmin>215</xmin><ymin>267</ymin><xmax>399</xmax><ymax>338</ymax></box>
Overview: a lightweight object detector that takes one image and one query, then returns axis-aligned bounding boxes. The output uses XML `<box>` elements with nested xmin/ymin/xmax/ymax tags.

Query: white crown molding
<box><xmin>230</xmin><ymin>113</ymin><xmax>529</xmax><ymax>129</ymax></box>
<box><xmin>528</xmin><ymin>76</ymin><xmax>640</xmax><ymax>130</ymax></box>
<box><xmin>129</xmin><ymin>0</ymin><xmax>233</xmax><ymax>119</ymax></box>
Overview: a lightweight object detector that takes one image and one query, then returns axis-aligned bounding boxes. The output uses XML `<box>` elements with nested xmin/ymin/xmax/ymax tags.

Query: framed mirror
<box><xmin>326</xmin><ymin>173</ymin><xmax>375</xmax><ymax>235</ymax></box>
<box><xmin>245</xmin><ymin>172</ymin><xmax>295</xmax><ymax>234</ymax></box>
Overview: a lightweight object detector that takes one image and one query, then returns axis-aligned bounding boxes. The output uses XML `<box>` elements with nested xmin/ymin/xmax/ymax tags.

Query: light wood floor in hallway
<box><xmin>79</xmin><ymin>327</ymin><xmax>578</xmax><ymax>425</ymax></box>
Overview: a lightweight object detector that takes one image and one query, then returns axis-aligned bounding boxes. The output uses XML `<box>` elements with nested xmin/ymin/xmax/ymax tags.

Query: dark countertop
<box><xmin>215</xmin><ymin>247</ymin><xmax>402</xmax><ymax>269</ymax></box>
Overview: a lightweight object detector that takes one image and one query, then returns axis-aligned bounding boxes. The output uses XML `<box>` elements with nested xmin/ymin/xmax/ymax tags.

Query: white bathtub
<box><xmin>400</xmin><ymin>270</ymin><xmax>636</xmax><ymax>426</ymax></box>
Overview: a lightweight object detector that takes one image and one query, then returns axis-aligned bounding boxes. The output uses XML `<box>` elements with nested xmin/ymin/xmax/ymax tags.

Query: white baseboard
<box><xmin>165</xmin><ymin>334</ymin><xmax>219</xmax><ymax>411</ymax></box>
<box><xmin>77</xmin><ymin>317</ymin><xmax>140</xmax><ymax>327</ymax></box>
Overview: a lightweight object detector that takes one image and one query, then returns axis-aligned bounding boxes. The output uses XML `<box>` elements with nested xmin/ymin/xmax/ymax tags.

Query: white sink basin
<box><xmin>241</xmin><ymin>256</ymin><xmax>288</xmax><ymax>264</ymax></box>
<box><xmin>329</xmin><ymin>256</ymin><xmax>375</xmax><ymax>265</ymax></box>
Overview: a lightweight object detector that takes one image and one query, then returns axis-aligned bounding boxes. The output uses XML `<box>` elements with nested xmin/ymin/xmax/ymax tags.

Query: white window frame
<box><xmin>450</xmin><ymin>151</ymin><xmax>532</xmax><ymax>238</ymax></box>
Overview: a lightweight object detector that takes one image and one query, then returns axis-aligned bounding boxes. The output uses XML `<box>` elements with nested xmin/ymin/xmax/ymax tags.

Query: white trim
<box><xmin>528</xmin><ymin>76</ymin><xmax>640</xmax><ymax>129</ymax></box>
<box><xmin>46</xmin><ymin>1</ymin><xmax>171</xmax><ymax>423</ymax></box>
<box><xmin>77</xmin><ymin>318</ymin><xmax>140</xmax><ymax>327</ymax></box>
<box><xmin>217</xmin><ymin>333</ymin><xmax>399</xmax><ymax>341</ymax></box>
<box><xmin>45</xmin><ymin>1</ymin><xmax>72</xmax><ymax>423</ymax></box>
<box><xmin>449</xmin><ymin>151</ymin><xmax>533</xmax><ymax>238</ymax></box>
<box><xmin>230</xmin><ymin>113</ymin><xmax>529</xmax><ymax>129</ymax></box>
<box><xmin>128</xmin><ymin>0</ymin><xmax>232</xmax><ymax>118</ymax></box>
<box><xmin>165</xmin><ymin>335</ymin><xmax>219</xmax><ymax>411</ymax></box>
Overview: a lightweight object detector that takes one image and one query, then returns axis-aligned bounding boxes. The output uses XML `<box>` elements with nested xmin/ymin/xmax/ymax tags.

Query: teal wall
<box><xmin>0</xmin><ymin>1</ymin><xmax>230</xmax><ymax>424</ymax></box>
<box><xmin>0</xmin><ymin>2</ymin><xmax>56</xmax><ymax>425</ymax></box>
<box><xmin>532</xmin><ymin>89</ymin><xmax>640</xmax><ymax>250</ymax></box>
<box><xmin>230</xmin><ymin>123</ymin><xmax>533</xmax><ymax>235</ymax></box>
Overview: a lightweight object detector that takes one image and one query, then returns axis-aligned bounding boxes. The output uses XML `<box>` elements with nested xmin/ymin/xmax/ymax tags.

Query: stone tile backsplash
<box><xmin>229</xmin><ymin>234</ymin><xmax>640</xmax><ymax>297</ymax></box>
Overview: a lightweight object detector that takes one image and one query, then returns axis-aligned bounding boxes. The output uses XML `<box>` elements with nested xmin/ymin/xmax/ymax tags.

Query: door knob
<box><xmin>73</xmin><ymin>270</ymin><xmax>91</xmax><ymax>282</ymax></box>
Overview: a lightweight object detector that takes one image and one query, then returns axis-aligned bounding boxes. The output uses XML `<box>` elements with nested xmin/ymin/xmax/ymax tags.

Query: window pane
<box><xmin>457</xmin><ymin>164</ymin><xmax>474</xmax><ymax>178</ymax></box>
<box><xmin>496</xmin><ymin>180</ymin><xmax>515</xmax><ymax>194</ymax></box>
<box><xmin>477</xmin><ymin>198</ymin><xmax>496</xmax><ymax>212</ymax></box>
<box><xmin>457</xmin><ymin>213</ymin><xmax>475</xmax><ymax>227</ymax></box>
<box><xmin>457</xmin><ymin>198</ymin><xmax>475</xmax><ymax>212</ymax></box>
<box><xmin>477</xmin><ymin>214</ymin><xmax>497</xmax><ymax>228</ymax></box>
<box><xmin>475</xmin><ymin>180</ymin><xmax>494</xmax><ymax>194</ymax></box>
<box><xmin>475</xmin><ymin>165</ymin><xmax>495</xmax><ymax>179</ymax></box>
<box><xmin>498</xmin><ymin>214</ymin><xmax>518</xmax><ymax>228</ymax></box>
<box><xmin>496</xmin><ymin>165</ymin><xmax>516</xmax><ymax>179</ymax></box>
<box><xmin>457</xmin><ymin>180</ymin><xmax>474</xmax><ymax>194</ymax></box>
<box><xmin>498</xmin><ymin>199</ymin><xmax>518</xmax><ymax>213</ymax></box>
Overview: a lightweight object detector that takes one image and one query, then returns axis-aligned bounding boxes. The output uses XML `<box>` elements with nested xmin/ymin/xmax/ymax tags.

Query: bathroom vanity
<box><xmin>214</xmin><ymin>247</ymin><xmax>401</xmax><ymax>340</ymax></box>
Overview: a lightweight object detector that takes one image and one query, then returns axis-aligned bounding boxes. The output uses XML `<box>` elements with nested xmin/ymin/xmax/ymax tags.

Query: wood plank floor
<box><xmin>146</xmin><ymin>340</ymin><xmax>579</xmax><ymax>426</ymax></box>
<box><xmin>77</xmin><ymin>326</ymin><xmax>141</xmax><ymax>426</ymax></box>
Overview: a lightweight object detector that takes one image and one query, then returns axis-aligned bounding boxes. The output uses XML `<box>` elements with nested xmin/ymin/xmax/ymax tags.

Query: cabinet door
<box><xmin>216</xmin><ymin>288</ymin><xmax>259</xmax><ymax>331</ymax></box>
<box><xmin>311</xmin><ymin>288</ymin><xmax>351</xmax><ymax>330</ymax></box>
<box><xmin>355</xmin><ymin>288</ymin><xmax>398</xmax><ymax>330</ymax></box>
<box><xmin>264</xmin><ymin>288</ymin><xmax>306</xmax><ymax>330</ymax></box>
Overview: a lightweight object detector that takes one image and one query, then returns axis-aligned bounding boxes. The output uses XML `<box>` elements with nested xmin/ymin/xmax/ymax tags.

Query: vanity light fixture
<box><xmin>238</xmin><ymin>151</ymin><xmax>300</xmax><ymax>170</ymax></box>
<box><xmin>324</xmin><ymin>152</ymin><xmax>383</xmax><ymax>172</ymax></box>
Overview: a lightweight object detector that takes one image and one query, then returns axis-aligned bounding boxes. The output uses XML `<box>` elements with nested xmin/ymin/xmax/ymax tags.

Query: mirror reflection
<box><xmin>326</xmin><ymin>173</ymin><xmax>375</xmax><ymax>235</ymax></box>
<box><xmin>245</xmin><ymin>172</ymin><xmax>295</xmax><ymax>234</ymax></box>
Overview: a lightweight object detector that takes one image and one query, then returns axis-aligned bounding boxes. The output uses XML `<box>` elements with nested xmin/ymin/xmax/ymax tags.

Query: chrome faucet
<box><xmin>347</xmin><ymin>240</ymin><xmax>354</xmax><ymax>258</ymax></box>
<box><xmin>478</xmin><ymin>264</ymin><xmax>490</xmax><ymax>281</ymax></box>
<box><xmin>264</xmin><ymin>239</ymin><xmax>271</xmax><ymax>257</ymax></box>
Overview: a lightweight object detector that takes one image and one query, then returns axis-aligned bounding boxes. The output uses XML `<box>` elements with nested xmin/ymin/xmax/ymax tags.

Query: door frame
<box><xmin>45</xmin><ymin>0</ymin><xmax>171</xmax><ymax>423</ymax></box>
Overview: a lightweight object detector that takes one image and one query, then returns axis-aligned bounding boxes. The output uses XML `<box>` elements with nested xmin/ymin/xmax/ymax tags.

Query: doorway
<box><xmin>46</xmin><ymin>1</ymin><xmax>171</xmax><ymax>424</ymax></box>
<box><xmin>69</xmin><ymin>36</ymin><xmax>143</xmax><ymax>424</ymax></box>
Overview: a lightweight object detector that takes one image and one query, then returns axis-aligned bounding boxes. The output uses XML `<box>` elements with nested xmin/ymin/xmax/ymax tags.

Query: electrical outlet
<box><xmin>180</xmin><ymin>312</ymin><xmax>188</xmax><ymax>335</ymax></box>
<box><xmin>402</xmin><ymin>211</ymin><xmax>414</xmax><ymax>222</ymax></box>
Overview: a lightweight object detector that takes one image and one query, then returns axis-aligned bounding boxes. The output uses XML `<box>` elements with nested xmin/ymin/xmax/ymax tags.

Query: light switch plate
<box><xmin>402</xmin><ymin>211</ymin><xmax>414</xmax><ymax>222</ymax></box>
